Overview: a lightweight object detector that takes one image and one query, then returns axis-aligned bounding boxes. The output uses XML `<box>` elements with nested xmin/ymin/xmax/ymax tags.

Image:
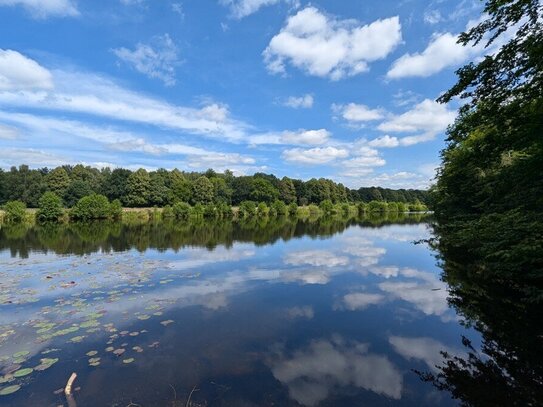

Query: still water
<box><xmin>0</xmin><ymin>215</ymin><xmax>476</xmax><ymax>406</ymax></box>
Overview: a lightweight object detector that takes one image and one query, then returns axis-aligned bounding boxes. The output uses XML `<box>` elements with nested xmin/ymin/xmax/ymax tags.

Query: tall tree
<box><xmin>124</xmin><ymin>169</ymin><xmax>151</xmax><ymax>207</ymax></box>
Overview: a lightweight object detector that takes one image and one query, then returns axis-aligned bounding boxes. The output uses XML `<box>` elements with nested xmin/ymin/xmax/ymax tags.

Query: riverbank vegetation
<box><xmin>423</xmin><ymin>0</ymin><xmax>543</xmax><ymax>405</ymax></box>
<box><xmin>0</xmin><ymin>165</ymin><xmax>429</xmax><ymax>209</ymax></box>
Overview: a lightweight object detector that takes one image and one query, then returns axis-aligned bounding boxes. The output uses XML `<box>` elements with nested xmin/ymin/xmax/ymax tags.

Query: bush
<box><xmin>71</xmin><ymin>194</ymin><xmax>111</xmax><ymax>220</ymax></box>
<box><xmin>203</xmin><ymin>204</ymin><xmax>218</xmax><ymax>218</ymax></box>
<box><xmin>217</xmin><ymin>202</ymin><xmax>233</xmax><ymax>218</ymax></box>
<box><xmin>162</xmin><ymin>205</ymin><xmax>174</xmax><ymax>218</ymax></box>
<box><xmin>396</xmin><ymin>202</ymin><xmax>407</xmax><ymax>213</ymax></box>
<box><xmin>357</xmin><ymin>202</ymin><xmax>367</xmax><ymax>215</ymax></box>
<box><xmin>173</xmin><ymin>202</ymin><xmax>191</xmax><ymax>219</ymax></box>
<box><xmin>288</xmin><ymin>202</ymin><xmax>298</xmax><ymax>216</ymax></box>
<box><xmin>341</xmin><ymin>203</ymin><xmax>350</xmax><ymax>216</ymax></box>
<box><xmin>272</xmin><ymin>200</ymin><xmax>288</xmax><ymax>216</ymax></box>
<box><xmin>387</xmin><ymin>202</ymin><xmax>399</xmax><ymax>212</ymax></box>
<box><xmin>110</xmin><ymin>199</ymin><xmax>123</xmax><ymax>220</ymax></box>
<box><xmin>368</xmin><ymin>201</ymin><xmax>388</xmax><ymax>212</ymax></box>
<box><xmin>37</xmin><ymin>192</ymin><xmax>63</xmax><ymax>222</ymax></box>
<box><xmin>319</xmin><ymin>199</ymin><xmax>334</xmax><ymax>215</ymax></box>
<box><xmin>308</xmin><ymin>204</ymin><xmax>321</xmax><ymax>216</ymax></box>
<box><xmin>409</xmin><ymin>200</ymin><xmax>428</xmax><ymax>212</ymax></box>
<box><xmin>257</xmin><ymin>202</ymin><xmax>269</xmax><ymax>217</ymax></box>
<box><xmin>192</xmin><ymin>203</ymin><xmax>205</xmax><ymax>217</ymax></box>
<box><xmin>239</xmin><ymin>201</ymin><xmax>256</xmax><ymax>218</ymax></box>
<box><xmin>4</xmin><ymin>200</ymin><xmax>27</xmax><ymax>223</ymax></box>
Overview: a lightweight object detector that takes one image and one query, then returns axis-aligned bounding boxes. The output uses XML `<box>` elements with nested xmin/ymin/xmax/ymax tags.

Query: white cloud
<box><xmin>389</xmin><ymin>336</ymin><xmax>461</xmax><ymax>372</ymax></box>
<box><xmin>345</xmin><ymin>171</ymin><xmax>429</xmax><ymax>190</ymax></box>
<box><xmin>387</xmin><ymin>32</ymin><xmax>476</xmax><ymax>79</ymax></box>
<box><xmin>283</xmin><ymin>94</ymin><xmax>314</xmax><ymax>109</ymax></box>
<box><xmin>368</xmin><ymin>135</ymin><xmax>400</xmax><ymax>148</ymax></box>
<box><xmin>113</xmin><ymin>34</ymin><xmax>180</xmax><ymax>86</ymax></box>
<box><xmin>250</xmin><ymin>128</ymin><xmax>330</xmax><ymax>146</ymax></box>
<box><xmin>0</xmin><ymin>148</ymin><xmax>72</xmax><ymax>168</ymax></box>
<box><xmin>337</xmin><ymin>144</ymin><xmax>385</xmax><ymax>178</ymax></box>
<box><xmin>0</xmin><ymin>123</ymin><xmax>19</xmax><ymax>139</ymax></box>
<box><xmin>282</xmin><ymin>146</ymin><xmax>348</xmax><ymax>165</ymax></box>
<box><xmin>334</xmin><ymin>103</ymin><xmax>384</xmax><ymax>122</ymax></box>
<box><xmin>264</xmin><ymin>7</ymin><xmax>401</xmax><ymax>80</ymax></box>
<box><xmin>0</xmin><ymin>0</ymin><xmax>78</xmax><ymax>18</ymax></box>
<box><xmin>0</xmin><ymin>63</ymin><xmax>251</xmax><ymax>143</ymax></box>
<box><xmin>286</xmin><ymin>306</ymin><xmax>314</xmax><ymax>319</ymax></box>
<box><xmin>341</xmin><ymin>292</ymin><xmax>385</xmax><ymax>310</ymax></box>
<box><xmin>270</xmin><ymin>337</ymin><xmax>403</xmax><ymax>405</ymax></box>
<box><xmin>379</xmin><ymin>280</ymin><xmax>449</xmax><ymax>318</ymax></box>
<box><xmin>284</xmin><ymin>250</ymin><xmax>349</xmax><ymax>268</ymax></box>
<box><xmin>423</xmin><ymin>9</ymin><xmax>443</xmax><ymax>25</ymax></box>
<box><xmin>0</xmin><ymin>49</ymin><xmax>53</xmax><ymax>91</ymax></box>
<box><xmin>220</xmin><ymin>0</ymin><xmax>297</xmax><ymax>19</ymax></box>
<box><xmin>377</xmin><ymin>99</ymin><xmax>456</xmax><ymax>145</ymax></box>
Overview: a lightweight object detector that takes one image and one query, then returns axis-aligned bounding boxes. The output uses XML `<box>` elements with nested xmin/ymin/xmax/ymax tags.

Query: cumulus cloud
<box><xmin>113</xmin><ymin>34</ymin><xmax>180</xmax><ymax>86</ymax></box>
<box><xmin>340</xmin><ymin>292</ymin><xmax>385</xmax><ymax>311</ymax></box>
<box><xmin>264</xmin><ymin>7</ymin><xmax>402</xmax><ymax>80</ymax></box>
<box><xmin>270</xmin><ymin>337</ymin><xmax>403</xmax><ymax>405</ymax></box>
<box><xmin>334</xmin><ymin>103</ymin><xmax>385</xmax><ymax>122</ymax></box>
<box><xmin>368</xmin><ymin>135</ymin><xmax>400</xmax><ymax>148</ymax></box>
<box><xmin>282</xmin><ymin>146</ymin><xmax>349</xmax><ymax>165</ymax></box>
<box><xmin>377</xmin><ymin>99</ymin><xmax>456</xmax><ymax>145</ymax></box>
<box><xmin>387</xmin><ymin>32</ymin><xmax>476</xmax><ymax>79</ymax></box>
<box><xmin>283</xmin><ymin>94</ymin><xmax>314</xmax><ymax>109</ymax></box>
<box><xmin>0</xmin><ymin>0</ymin><xmax>78</xmax><ymax>18</ymax></box>
<box><xmin>0</xmin><ymin>49</ymin><xmax>53</xmax><ymax>91</ymax></box>
<box><xmin>389</xmin><ymin>336</ymin><xmax>462</xmax><ymax>372</ymax></box>
<box><xmin>284</xmin><ymin>250</ymin><xmax>349</xmax><ymax>268</ymax></box>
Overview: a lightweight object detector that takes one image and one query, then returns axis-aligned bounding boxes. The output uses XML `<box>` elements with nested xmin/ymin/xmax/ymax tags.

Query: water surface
<box><xmin>0</xmin><ymin>215</ymin><xmax>475</xmax><ymax>406</ymax></box>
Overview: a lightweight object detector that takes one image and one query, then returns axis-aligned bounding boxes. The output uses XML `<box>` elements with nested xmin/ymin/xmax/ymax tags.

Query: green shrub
<box><xmin>37</xmin><ymin>192</ymin><xmax>63</xmax><ymax>222</ymax></box>
<box><xmin>239</xmin><ymin>201</ymin><xmax>256</xmax><ymax>217</ymax></box>
<box><xmin>368</xmin><ymin>201</ymin><xmax>388</xmax><ymax>212</ymax></box>
<box><xmin>308</xmin><ymin>204</ymin><xmax>321</xmax><ymax>216</ymax></box>
<box><xmin>396</xmin><ymin>202</ymin><xmax>407</xmax><ymax>213</ymax></box>
<box><xmin>203</xmin><ymin>204</ymin><xmax>218</xmax><ymax>218</ymax></box>
<box><xmin>319</xmin><ymin>199</ymin><xmax>334</xmax><ymax>215</ymax></box>
<box><xmin>162</xmin><ymin>205</ymin><xmax>174</xmax><ymax>218</ymax></box>
<box><xmin>357</xmin><ymin>202</ymin><xmax>367</xmax><ymax>215</ymax></box>
<box><xmin>110</xmin><ymin>199</ymin><xmax>123</xmax><ymax>220</ymax></box>
<box><xmin>288</xmin><ymin>202</ymin><xmax>298</xmax><ymax>216</ymax></box>
<box><xmin>341</xmin><ymin>203</ymin><xmax>350</xmax><ymax>216</ymax></box>
<box><xmin>71</xmin><ymin>194</ymin><xmax>111</xmax><ymax>220</ymax></box>
<box><xmin>217</xmin><ymin>202</ymin><xmax>233</xmax><ymax>218</ymax></box>
<box><xmin>192</xmin><ymin>203</ymin><xmax>205</xmax><ymax>217</ymax></box>
<box><xmin>257</xmin><ymin>202</ymin><xmax>269</xmax><ymax>217</ymax></box>
<box><xmin>173</xmin><ymin>202</ymin><xmax>191</xmax><ymax>219</ymax></box>
<box><xmin>4</xmin><ymin>200</ymin><xmax>27</xmax><ymax>223</ymax></box>
<box><xmin>272</xmin><ymin>200</ymin><xmax>288</xmax><ymax>216</ymax></box>
<box><xmin>387</xmin><ymin>202</ymin><xmax>399</xmax><ymax>212</ymax></box>
<box><xmin>409</xmin><ymin>200</ymin><xmax>428</xmax><ymax>212</ymax></box>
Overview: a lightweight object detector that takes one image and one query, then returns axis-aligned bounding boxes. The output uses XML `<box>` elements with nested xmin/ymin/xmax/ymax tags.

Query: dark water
<box><xmin>0</xmin><ymin>215</ymin><xmax>476</xmax><ymax>406</ymax></box>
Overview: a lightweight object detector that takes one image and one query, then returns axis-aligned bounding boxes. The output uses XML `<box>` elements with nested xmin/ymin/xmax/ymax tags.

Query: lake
<box><xmin>0</xmin><ymin>214</ymin><xmax>477</xmax><ymax>406</ymax></box>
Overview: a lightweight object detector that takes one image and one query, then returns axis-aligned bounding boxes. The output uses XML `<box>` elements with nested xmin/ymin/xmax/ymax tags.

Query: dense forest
<box><xmin>424</xmin><ymin>0</ymin><xmax>543</xmax><ymax>405</ymax></box>
<box><xmin>0</xmin><ymin>165</ymin><xmax>429</xmax><ymax>208</ymax></box>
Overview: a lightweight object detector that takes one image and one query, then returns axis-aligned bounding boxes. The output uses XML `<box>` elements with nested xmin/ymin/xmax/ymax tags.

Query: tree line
<box><xmin>0</xmin><ymin>165</ymin><xmax>429</xmax><ymax>208</ymax></box>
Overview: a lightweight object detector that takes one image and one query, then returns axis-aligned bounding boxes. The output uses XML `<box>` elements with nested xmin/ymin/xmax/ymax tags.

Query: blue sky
<box><xmin>0</xmin><ymin>0</ymin><xmax>487</xmax><ymax>189</ymax></box>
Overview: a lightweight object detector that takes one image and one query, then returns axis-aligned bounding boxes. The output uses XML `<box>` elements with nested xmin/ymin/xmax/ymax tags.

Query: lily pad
<box><xmin>86</xmin><ymin>351</ymin><xmax>98</xmax><ymax>357</ymax></box>
<box><xmin>0</xmin><ymin>385</ymin><xmax>20</xmax><ymax>396</ymax></box>
<box><xmin>113</xmin><ymin>349</ymin><xmax>125</xmax><ymax>356</ymax></box>
<box><xmin>160</xmin><ymin>320</ymin><xmax>174</xmax><ymax>326</ymax></box>
<box><xmin>137</xmin><ymin>315</ymin><xmax>150</xmax><ymax>320</ymax></box>
<box><xmin>105</xmin><ymin>347</ymin><xmax>114</xmax><ymax>352</ymax></box>
<box><xmin>12</xmin><ymin>351</ymin><xmax>29</xmax><ymax>358</ymax></box>
<box><xmin>34</xmin><ymin>358</ymin><xmax>59</xmax><ymax>371</ymax></box>
<box><xmin>13</xmin><ymin>368</ymin><xmax>33</xmax><ymax>378</ymax></box>
<box><xmin>122</xmin><ymin>358</ymin><xmax>134</xmax><ymax>364</ymax></box>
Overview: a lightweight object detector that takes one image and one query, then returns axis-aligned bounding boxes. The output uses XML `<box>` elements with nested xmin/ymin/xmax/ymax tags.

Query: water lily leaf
<box><xmin>122</xmin><ymin>358</ymin><xmax>134</xmax><ymax>364</ymax></box>
<box><xmin>129</xmin><ymin>332</ymin><xmax>139</xmax><ymax>337</ymax></box>
<box><xmin>12</xmin><ymin>351</ymin><xmax>29</xmax><ymax>358</ymax></box>
<box><xmin>137</xmin><ymin>315</ymin><xmax>150</xmax><ymax>320</ymax></box>
<box><xmin>34</xmin><ymin>358</ymin><xmax>59</xmax><ymax>371</ymax></box>
<box><xmin>132</xmin><ymin>346</ymin><xmax>143</xmax><ymax>353</ymax></box>
<box><xmin>113</xmin><ymin>349</ymin><xmax>125</xmax><ymax>356</ymax></box>
<box><xmin>105</xmin><ymin>347</ymin><xmax>114</xmax><ymax>352</ymax></box>
<box><xmin>0</xmin><ymin>385</ymin><xmax>20</xmax><ymax>396</ymax></box>
<box><xmin>13</xmin><ymin>368</ymin><xmax>33</xmax><ymax>378</ymax></box>
<box><xmin>86</xmin><ymin>351</ymin><xmax>98</xmax><ymax>357</ymax></box>
<box><xmin>160</xmin><ymin>320</ymin><xmax>174</xmax><ymax>326</ymax></box>
<box><xmin>0</xmin><ymin>375</ymin><xmax>13</xmax><ymax>384</ymax></box>
<box><xmin>69</xmin><ymin>336</ymin><xmax>85</xmax><ymax>343</ymax></box>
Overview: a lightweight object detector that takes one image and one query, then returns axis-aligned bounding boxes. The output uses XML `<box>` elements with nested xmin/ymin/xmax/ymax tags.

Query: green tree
<box><xmin>46</xmin><ymin>168</ymin><xmax>70</xmax><ymax>198</ymax></box>
<box><xmin>250</xmin><ymin>178</ymin><xmax>279</xmax><ymax>203</ymax></box>
<box><xmin>64</xmin><ymin>180</ymin><xmax>93</xmax><ymax>207</ymax></box>
<box><xmin>37</xmin><ymin>192</ymin><xmax>63</xmax><ymax>222</ymax></box>
<box><xmin>279</xmin><ymin>177</ymin><xmax>297</xmax><ymax>204</ymax></box>
<box><xmin>71</xmin><ymin>194</ymin><xmax>112</xmax><ymax>220</ymax></box>
<box><xmin>173</xmin><ymin>202</ymin><xmax>191</xmax><ymax>219</ymax></box>
<box><xmin>4</xmin><ymin>200</ymin><xmax>27</xmax><ymax>223</ymax></box>
<box><xmin>124</xmin><ymin>169</ymin><xmax>151</xmax><ymax>207</ymax></box>
<box><xmin>191</xmin><ymin>176</ymin><xmax>214</xmax><ymax>204</ymax></box>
